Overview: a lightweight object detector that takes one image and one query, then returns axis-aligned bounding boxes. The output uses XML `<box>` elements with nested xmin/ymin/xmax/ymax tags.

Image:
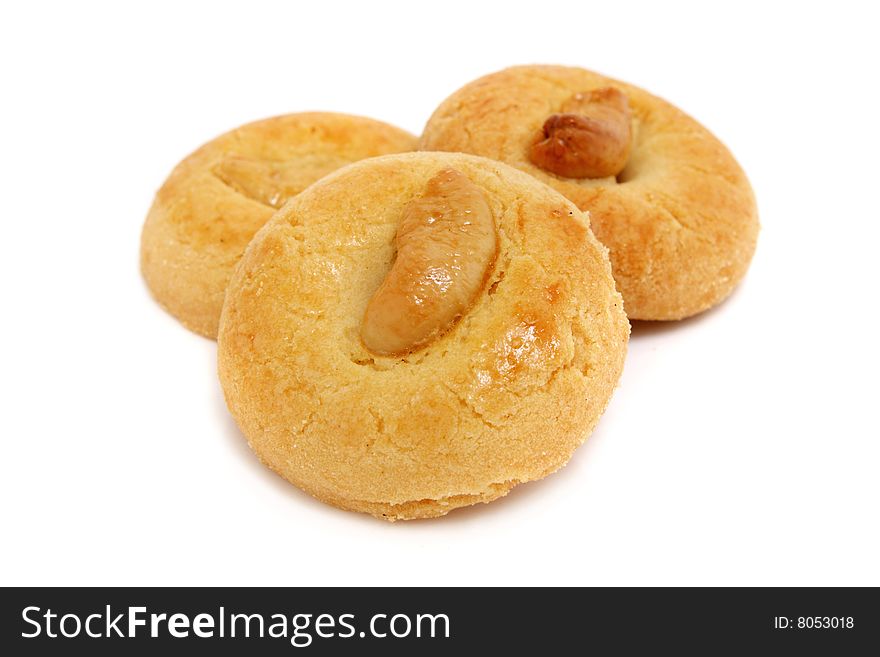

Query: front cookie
<box><xmin>217</xmin><ymin>152</ymin><xmax>629</xmax><ymax>521</ymax></box>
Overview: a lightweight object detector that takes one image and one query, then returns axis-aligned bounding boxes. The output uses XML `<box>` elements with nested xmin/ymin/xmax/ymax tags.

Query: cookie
<box><xmin>420</xmin><ymin>65</ymin><xmax>759</xmax><ymax>320</ymax></box>
<box><xmin>141</xmin><ymin>112</ymin><xmax>416</xmax><ymax>338</ymax></box>
<box><xmin>217</xmin><ymin>152</ymin><xmax>629</xmax><ymax>521</ymax></box>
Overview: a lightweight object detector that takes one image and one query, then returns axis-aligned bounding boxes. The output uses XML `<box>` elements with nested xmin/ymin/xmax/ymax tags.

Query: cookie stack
<box><xmin>141</xmin><ymin>65</ymin><xmax>758</xmax><ymax>521</ymax></box>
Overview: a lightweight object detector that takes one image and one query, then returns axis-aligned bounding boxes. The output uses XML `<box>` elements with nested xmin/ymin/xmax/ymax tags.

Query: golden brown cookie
<box><xmin>141</xmin><ymin>113</ymin><xmax>416</xmax><ymax>338</ymax></box>
<box><xmin>420</xmin><ymin>65</ymin><xmax>759</xmax><ymax>320</ymax></box>
<box><xmin>217</xmin><ymin>152</ymin><xmax>629</xmax><ymax>521</ymax></box>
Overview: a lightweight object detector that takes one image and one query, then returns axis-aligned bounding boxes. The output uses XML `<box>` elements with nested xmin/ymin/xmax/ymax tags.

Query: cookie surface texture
<box><xmin>141</xmin><ymin>113</ymin><xmax>416</xmax><ymax>337</ymax></box>
<box><xmin>420</xmin><ymin>65</ymin><xmax>759</xmax><ymax>320</ymax></box>
<box><xmin>217</xmin><ymin>152</ymin><xmax>629</xmax><ymax>521</ymax></box>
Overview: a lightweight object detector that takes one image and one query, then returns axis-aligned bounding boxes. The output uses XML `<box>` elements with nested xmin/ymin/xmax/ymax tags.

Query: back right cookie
<box><xmin>420</xmin><ymin>65</ymin><xmax>759</xmax><ymax>320</ymax></box>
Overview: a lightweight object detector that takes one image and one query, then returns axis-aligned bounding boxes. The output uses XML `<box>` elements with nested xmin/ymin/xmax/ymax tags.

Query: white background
<box><xmin>1</xmin><ymin>1</ymin><xmax>878</xmax><ymax>586</ymax></box>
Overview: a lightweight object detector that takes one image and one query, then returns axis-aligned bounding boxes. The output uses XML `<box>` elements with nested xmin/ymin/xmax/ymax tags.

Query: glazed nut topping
<box><xmin>529</xmin><ymin>87</ymin><xmax>633</xmax><ymax>179</ymax></box>
<box><xmin>361</xmin><ymin>168</ymin><xmax>497</xmax><ymax>356</ymax></box>
<box><xmin>214</xmin><ymin>156</ymin><xmax>315</xmax><ymax>208</ymax></box>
